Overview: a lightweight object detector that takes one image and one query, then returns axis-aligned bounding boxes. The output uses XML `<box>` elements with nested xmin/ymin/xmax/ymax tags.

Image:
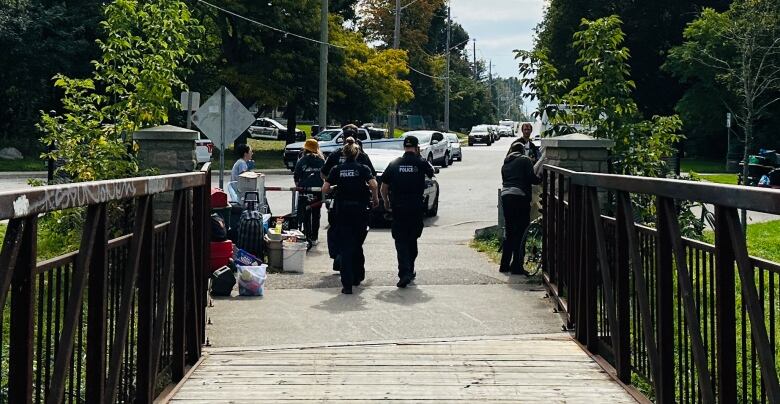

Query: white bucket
<box><xmin>282</xmin><ymin>241</ymin><xmax>307</xmax><ymax>273</ymax></box>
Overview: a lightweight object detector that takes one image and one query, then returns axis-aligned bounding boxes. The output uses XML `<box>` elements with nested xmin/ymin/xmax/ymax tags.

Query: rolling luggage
<box><xmin>236</xmin><ymin>191</ymin><xmax>265</xmax><ymax>258</ymax></box>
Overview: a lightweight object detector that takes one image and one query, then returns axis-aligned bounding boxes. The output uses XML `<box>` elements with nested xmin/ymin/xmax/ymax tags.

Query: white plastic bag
<box><xmin>236</xmin><ymin>264</ymin><xmax>267</xmax><ymax>296</ymax></box>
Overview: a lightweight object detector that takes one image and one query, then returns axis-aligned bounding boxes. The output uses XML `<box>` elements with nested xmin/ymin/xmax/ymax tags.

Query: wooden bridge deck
<box><xmin>163</xmin><ymin>334</ymin><xmax>638</xmax><ymax>403</ymax></box>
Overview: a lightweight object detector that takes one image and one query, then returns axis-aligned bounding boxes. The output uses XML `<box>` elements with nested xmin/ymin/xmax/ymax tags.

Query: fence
<box><xmin>542</xmin><ymin>165</ymin><xmax>780</xmax><ymax>403</ymax></box>
<box><xmin>0</xmin><ymin>163</ymin><xmax>211</xmax><ymax>403</ymax></box>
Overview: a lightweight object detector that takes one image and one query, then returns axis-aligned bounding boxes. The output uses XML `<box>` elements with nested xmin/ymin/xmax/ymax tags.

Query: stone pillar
<box><xmin>541</xmin><ymin>133</ymin><xmax>615</xmax><ymax>174</ymax></box>
<box><xmin>134</xmin><ymin>125</ymin><xmax>199</xmax><ymax>222</ymax></box>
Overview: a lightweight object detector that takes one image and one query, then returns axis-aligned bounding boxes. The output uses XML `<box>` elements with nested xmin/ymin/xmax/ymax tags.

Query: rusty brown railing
<box><xmin>0</xmin><ymin>163</ymin><xmax>212</xmax><ymax>404</ymax></box>
<box><xmin>542</xmin><ymin>165</ymin><xmax>780</xmax><ymax>404</ymax></box>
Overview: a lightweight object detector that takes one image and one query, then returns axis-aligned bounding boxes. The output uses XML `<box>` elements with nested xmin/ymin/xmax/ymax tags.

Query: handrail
<box><xmin>540</xmin><ymin>164</ymin><xmax>780</xmax><ymax>404</ymax></box>
<box><xmin>543</xmin><ymin>164</ymin><xmax>780</xmax><ymax>214</ymax></box>
<box><xmin>0</xmin><ymin>170</ymin><xmax>207</xmax><ymax>220</ymax></box>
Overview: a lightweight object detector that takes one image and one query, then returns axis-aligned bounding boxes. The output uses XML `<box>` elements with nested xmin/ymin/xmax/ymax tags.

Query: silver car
<box><xmin>445</xmin><ymin>133</ymin><xmax>462</xmax><ymax>162</ymax></box>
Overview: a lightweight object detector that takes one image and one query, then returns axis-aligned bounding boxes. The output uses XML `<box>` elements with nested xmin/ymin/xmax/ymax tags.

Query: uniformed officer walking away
<box><xmin>294</xmin><ymin>139</ymin><xmax>325</xmax><ymax>249</ymax></box>
<box><xmin>322</xmin><ymin>139</ymin><xmax>379</xmax><ymax>294</ymax></box>
<box><xmin>500</xmin><ymin>142</ymin><xmax>542</xmax><ymax>275</ymax></box>
<box><xmin>320</xmin><ymin>125</ymin><xmax>376</xmax><ymax>271</ymax></box>
<box><xmin>380</xmin><ymin>136</ymin><xmax>435</xmax><ymax>288</ymax></box>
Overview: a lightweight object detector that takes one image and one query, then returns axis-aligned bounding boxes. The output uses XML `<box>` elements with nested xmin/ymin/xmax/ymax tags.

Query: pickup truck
<box><xmin>283</xmin><ymin>128</ymin><xmax>404</xmax><ymax>170</ymax></box>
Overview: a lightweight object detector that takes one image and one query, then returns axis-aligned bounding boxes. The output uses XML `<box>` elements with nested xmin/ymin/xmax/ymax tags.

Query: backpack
<box><xmin>210</xmin><ymin>266</ymin><xmax>235</xmax><ymax>296</ymax></box>
<box><xmin>210</xmin><ymin>213</ymin><xmax>228</xmax><ymax>241</ymax></box>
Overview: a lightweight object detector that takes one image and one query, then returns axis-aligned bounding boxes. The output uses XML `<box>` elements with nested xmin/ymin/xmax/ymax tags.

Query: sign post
<box><xmin>191</xmin><ymin>86</ymin><xmax>255</xmax><ymax>189</ymax></box>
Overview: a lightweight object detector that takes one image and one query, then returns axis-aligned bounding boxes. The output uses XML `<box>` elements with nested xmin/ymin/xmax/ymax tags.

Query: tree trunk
<box><xmin>286</xmin><ymin>99</ymin><xmax>298</xmax><ymax>145</ymax></box>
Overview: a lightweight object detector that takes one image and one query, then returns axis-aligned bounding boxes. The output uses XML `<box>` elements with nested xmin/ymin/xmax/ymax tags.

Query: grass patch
<box><xmin>681</xmin><ymin>158</ymin><xmax>728</xmax><ymax>174</ymax></box>
<box><xmin>702</xmin><ymin>219</ymin><xmax>780</xmax><ymax>263</ymax></box>
<box><xmin>217</xmin><ymin>139</ymin><xmax>286</xmax><ymax>170</ymax></box>
<box><xmin>470</xmin><ymin>229</ymin><xmax>503</xmax><ymax>264</ymax></box>
<box><xmin>0</xmin><ymin>157</ymin><xmax>45</xmax><ymax>172</ymax></box>
<box><xmin>699</xmin><ymin>173</ymin><xmax>738</xmax><ymax>185</ymax></box>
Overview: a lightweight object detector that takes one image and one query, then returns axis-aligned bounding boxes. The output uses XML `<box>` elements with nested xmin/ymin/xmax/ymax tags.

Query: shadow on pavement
<box><xmin>374</xmin><ymin>286</ymin><xmax>433</xmax><ymax>306</ymax></box>
<box><xmin>310</xmin><ymin>289</ymin><xmax>369</xmax><ymax>313</ymax></box>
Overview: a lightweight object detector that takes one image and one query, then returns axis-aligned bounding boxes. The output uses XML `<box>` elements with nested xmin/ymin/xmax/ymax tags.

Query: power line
<box><xmin>408</xmin><ymin>65</ymin><xmax>446</xmax><ymax>80</ymax></box>
<box><xmin>198</xmin><ymin>0</ymin><xmax>346</xmax><ymax>49</ymax></box>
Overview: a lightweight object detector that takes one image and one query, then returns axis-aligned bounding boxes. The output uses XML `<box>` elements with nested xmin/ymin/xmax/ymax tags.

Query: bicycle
<box><xmin>520</xmin><ymin>218</ymin><xmax>544</xmax><ymax>276</ymax></box>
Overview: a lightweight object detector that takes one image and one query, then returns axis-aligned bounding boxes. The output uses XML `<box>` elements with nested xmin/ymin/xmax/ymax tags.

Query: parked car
<box><xmin>499</xmin><ymin>120</ymin><xmax>518</xmax><ymax>136</ymax></box>
<box><xmin>248</xmin><ymin>117</ymin><xmax>306</xmax><ymax>142</ymax></box>
<box><xmin>400</xmin><ymin>131</ymin><xmax>450</xmax><ymax>167</ymax></box>
<box><xmin>283</xmin><ymin>128</ymin><xmax>403</xmax><ymax>170</ymax></box>
<box><xmin>361</xmin><ymin>123</ymin><xmax>389</xmax><ymax>139</ymax></box>
<box><xmin>468</xmin><ymin>125</ymin><xmax>493</xmax><ymax>146</ymax></box>
<box><xmin>195</xmin><ymin>134</ymin><xmax>213</xmax><ymax>165</ymax></box>
<box><xmin>365</xmin><ymin>148</ymin><xmax>440</xmax><ymax>227</ymax></box>
<box><xmin>445</xmin><ymin>133</ymin><xmax>462</xmax><ymax>162</ymax></box>
<box><xmin>488</xmin><ymin>125</ymin><xmax>502</xmax><ymax>141</ymax></box>
<box><xmin>497</xmin><ymin>126</ymin><xmax>513</xmax><ymax>137</ymax></box>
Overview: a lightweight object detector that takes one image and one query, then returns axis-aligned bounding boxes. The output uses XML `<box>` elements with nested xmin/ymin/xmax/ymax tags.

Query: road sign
<box><xmin>191</xmin><ymin>86</ymin><xmax>255</xmax><ymax>187</ymax></box>
<box><xmin>180</xmin><ymin>91</ymin><xmax>200</xmax><ymax>111</ymax></box>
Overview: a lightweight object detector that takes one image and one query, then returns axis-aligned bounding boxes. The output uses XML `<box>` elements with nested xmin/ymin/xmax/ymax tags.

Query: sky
<box><xmin>450</xmin><ymin>0</ymin><xmax>546</xmax><ymax>79</ymax></box>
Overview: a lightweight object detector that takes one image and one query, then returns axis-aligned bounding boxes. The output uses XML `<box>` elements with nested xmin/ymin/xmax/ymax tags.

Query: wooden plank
<box><xmin>654</xmin><ymin>197</ymin><xmax>676</xmax><ymax>404</ymax></box>
<box><xmin>658</xmin><ymin>198</ymin><xmax>715</xmax><ymax>403</ymax></box>
<box><xmin>85</xmin><ymin>205</ymin><xmax>108</xmax><ymax>403</ymax></box>
<box><xmin>724</xmin><ymin>208</ymin><xmax>780</xmax><ymax>402</ymax></box>
<box><xmin>617</xmin><ymin>193</ymin><xmax>659</xmax><ymax>389</ymax></box>
<box><xmin>587</xmin><ymin>187</ymin><xmax>620</xmax><ymax>352</ymax></box>
<box><xmin>48</xmin><ymin>204</ymin><xmax>103</xmax><ymax>404</ymax></box>
<box><xmin>8</xmin><ymin>216</ymin><xmax>36</xmax><ymax>404</ymax></box>
<box><xmin>136</xmin><ymin>196</ymin><xmax>156</xmax><ymax>404</ymax></box>
<box><xmin>105</xmin><ymin>196</ymin><xmax>151</xmax><ymax>404</ymax></box>
<box><xmin>714</xmin><ymin>206</ymin><xmax>737</xmax><ymax>403</ymax></box>
<box><xmin>0</xmin><ymin>218</ymin><xmax>24</xmax><ymax>313</ymax></box>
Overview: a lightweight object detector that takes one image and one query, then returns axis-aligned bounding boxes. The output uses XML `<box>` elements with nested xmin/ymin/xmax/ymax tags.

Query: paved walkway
<box><xmin>165</xmin><ymin>139</ymin><xmax>637</xmax><ymax>402</ymax></box>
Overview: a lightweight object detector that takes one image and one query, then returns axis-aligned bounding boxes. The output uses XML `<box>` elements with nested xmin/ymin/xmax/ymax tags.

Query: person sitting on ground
<box><xmin>231</xmin><ymin>144</ymin><xmax>253</xmax><ymax>182</ymax></box>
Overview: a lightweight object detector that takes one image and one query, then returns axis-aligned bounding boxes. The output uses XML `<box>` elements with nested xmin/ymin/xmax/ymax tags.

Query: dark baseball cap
<box><xmin>403</xmin><ymin>136</ymin><xmax>419</xmax><ymax>148</ymax></box>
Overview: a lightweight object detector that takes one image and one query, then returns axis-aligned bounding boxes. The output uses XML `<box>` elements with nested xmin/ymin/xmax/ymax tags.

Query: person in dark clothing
<box><xmin>322</xmin><ymin>139</ymin><xmax>379</xmax><ymax>294</ymax></box>
<box><xmin>294</xmin><ymin>139</ymin><xmax>325</xmax><ymax>249</ymax></box>
<box><xmin>380</xmin><ymin>136</ymin><xmax>435</xmax><ymax>288</ymax></box>
<box><xmin>500</xmin><ymin>142</ymin><xmax>542</xmax><ymax>275</ymax></box>
<box><xmin>509</xmin><ymin>123</ymin><xmax>541</xmax><ymax>162</ymax></box>
<box><xmin>320</xmin><ymin>126</ymin><xmax>376</xmax><ymax>271</ymax></box>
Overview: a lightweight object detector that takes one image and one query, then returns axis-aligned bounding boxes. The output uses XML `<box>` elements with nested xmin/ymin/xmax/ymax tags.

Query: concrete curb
<box><xmin>0</xmin><ymin>171</ymin><xmax>46</xmax><ymax>179</ymax></box>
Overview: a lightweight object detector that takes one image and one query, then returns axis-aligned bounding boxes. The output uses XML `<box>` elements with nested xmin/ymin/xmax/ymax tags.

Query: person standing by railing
<box><xmin>500</xmin><ymin>142</ymin><xmax>542</xmax><ymax>275</ymax></box>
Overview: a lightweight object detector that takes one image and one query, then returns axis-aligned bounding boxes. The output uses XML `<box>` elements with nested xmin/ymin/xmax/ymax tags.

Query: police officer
<box><xmin>380</xmin><ymin>136</ymin><xmax>435</xmax><ymax>288</ymax></box>
<box><xmin>294</xmin><ymin>139</ymin><xmax>325</xmax><ymax>249</ymax></box>
<box><xmin>322</xmin><ymin>139</ymin><xmax>379</xmax><ymax>294</ymax></box>
<box><xmin>320</xmin><ymin>125</ymin><xmax>376</xmax><ymax>271</ymax></box>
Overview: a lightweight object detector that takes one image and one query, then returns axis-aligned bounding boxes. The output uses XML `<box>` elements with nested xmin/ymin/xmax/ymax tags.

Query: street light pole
<box><xmin>318</xmin><ymin>0</ymin><xmax>328</xmax><ymax>134</ymax></box>
<box><xmin>444</xmin><ymin>3</ymin><xmax>451</xmax><ymax>132</ymax></box>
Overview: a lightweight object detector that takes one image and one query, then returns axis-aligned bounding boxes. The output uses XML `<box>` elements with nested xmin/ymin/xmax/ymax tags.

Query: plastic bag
<box><xmin>237</xmin><ymin>265</ymin><xmax>266</xmax><ymax>296</ymax></box>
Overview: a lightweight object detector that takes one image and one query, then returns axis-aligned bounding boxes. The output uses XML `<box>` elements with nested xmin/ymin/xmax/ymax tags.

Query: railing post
<box><xmin>547</xmin><ymin>173</ymin><xmax>557</xmax><ymax>283</ymax></box>
<box><xmin>565</xmin><ymin>180</ymin><xmax>578</xmax><ymax>327</ymax></box>
<box><xmin>86</xmin><ymin>205</ymin><xmax>108</xmax><ymax>403</ymax></box>
<box><xmin>615</xmin><ymin>192</ymin><xmax>631</xmax><ymax>383</ymax></box>
<box><xmin>655</xmin><ymin>197</ymin><xmax>676</xmax><ymax>404</ymax></box>
<box><xmin>541</xmin><ymin>169</ymin><xmax>548</xmax><ymax>275</ymax></box>
<box><xmin>714</xmin><ymin>205</ymin><xmax>737</xmax><ymax>403</ymax></box>
<box><xmin>136</xmin><ymin>196</ymin><xmax>156</xmax><ymax>404</ymax></box>
<box><xmin>584</xmin><ymin>187</ymin><xmax>598</xmax><ymax>353</ymax></box>
<box><xmin>556</xmin><ymin>173</ymin><xmax>566</xmax><ymax>292</ymax></box>
<box><xmin>8</xmin><ymin>216</ymin><xmax>36</xmax><ymax>404</ymax></box>
<box><xmin>173</xmin><ymin>192</ymin><xmax>188</xmax><ymax>380</ymax></box>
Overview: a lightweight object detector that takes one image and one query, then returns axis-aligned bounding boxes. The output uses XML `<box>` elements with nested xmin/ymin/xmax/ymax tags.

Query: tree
<box><xmin>38</xmin><ymin>0</ymin><xmax>203</xmax><ymax>182</ymax></box>
<box><xmin>667</xmin><ymin>0</ymin><xmax>780</xmax><ymax>181</ymax></box>
<box><xmin>516</xmin><ymin>47</ymin><xmax>570</xmax><ymax>135</ymax></box>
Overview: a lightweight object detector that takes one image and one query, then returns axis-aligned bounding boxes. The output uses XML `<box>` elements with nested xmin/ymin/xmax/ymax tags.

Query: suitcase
<box><xmin>210</xmin><ymin>266</ymin><xmax>235</xmax><ymax>296</ymax></box>
<box><xmin>236</xmin><ymin>193</ymin><xmax>265</xmax><ymax>258</ymax></box>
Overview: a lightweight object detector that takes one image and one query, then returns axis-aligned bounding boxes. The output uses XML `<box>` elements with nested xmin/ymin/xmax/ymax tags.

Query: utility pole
<box><xmin>387</xmin><ymin>0</ymin><xmax>402</xmax><ymax>138</ymax></box>
<box><xmin>318</xmin><ymin>0</ymin><xmax>328</xmax><ymax>134</ymax></box>
<box><xmin>473</xmin><ymin>39</ymin><xmax>477</xmax><ymax>80</ymax></box>
<box><xmin>444</xmin><ymin>3</ymin><xmax>451</xmax><ymax>132</ymax></box>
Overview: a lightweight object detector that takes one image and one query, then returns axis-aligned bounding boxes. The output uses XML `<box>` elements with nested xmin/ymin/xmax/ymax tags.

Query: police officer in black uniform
<box><xmin>380</xmin><ymin>136</ymin><xmax>435</xmax><ymax>288</ymax></box>
<box><xmin>320</xmin><ymin>125</ymin><xmax>376</xmax><ymax>271</ymax></box>
<box><xmin>322</xmin><ymin>139</ymin><xmax>379</xmax><ymax>294</ymax></box>
<box><xmin>294</xmin><ymin>139</ymin><xmax>325</xmax><ymax>249</ymax></box>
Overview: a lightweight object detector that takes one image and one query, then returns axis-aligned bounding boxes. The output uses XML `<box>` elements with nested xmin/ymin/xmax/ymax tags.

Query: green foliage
<box><xmin>516</xmin><ymin>47</ymin><xmax>570</xmax><ymax>134</ymax></box>
<box><xmin>37</xmin><ymin>0</ymin><xmax>203</xmax><ymax>182</ymax></box>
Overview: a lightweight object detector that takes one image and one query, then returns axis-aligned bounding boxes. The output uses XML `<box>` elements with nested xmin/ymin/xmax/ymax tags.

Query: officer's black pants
<box><xmin>297</xmin><ymin>193</ymin><xmax>321</xmax><ymax>242</ymax></box>
<box><xmin>500</xmin><ymin>194</ymin><xmax>531</xmax><ymax>272</ymax></box>
<box><xmin>337</xmin><ymin>212</ymin><xmax>368</xmax><ymax>288</ymax></box>
<box><xmin>327</xmin><ymin>209</ymin><xmax>338</xmax><ymax>259</ymax></box>
<box><xmin>392</xmin><ymin>213</ymin><xmax>424</xmax><ymax>280</ymax></box>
